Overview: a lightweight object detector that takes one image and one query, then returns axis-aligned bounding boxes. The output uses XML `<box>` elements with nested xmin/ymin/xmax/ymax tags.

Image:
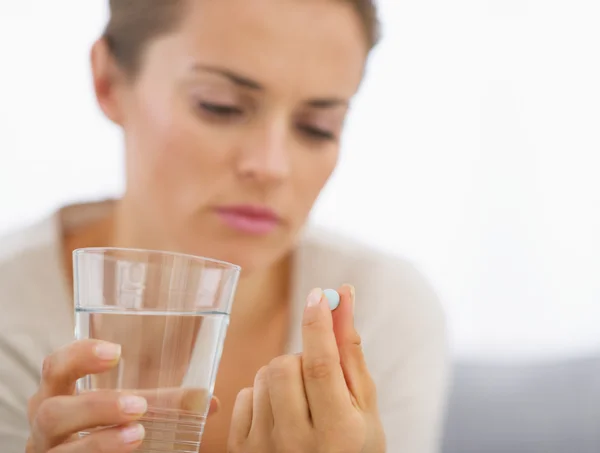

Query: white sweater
<box><xmin>0</xmin><ymin>201</ymin><xmax>449</xmax><ymax>452</ymax></box>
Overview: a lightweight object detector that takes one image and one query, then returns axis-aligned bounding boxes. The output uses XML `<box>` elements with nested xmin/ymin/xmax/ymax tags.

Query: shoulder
<box><xmin>0</xmin><ymin>216</ymin><xmax>56</xmax><ymax>263</ymax></box>
<box><xmin>0</xmin><ymin>217</ymin><xmax>72</xmax><ymax>438</ymax></box>
<box><xmin>0</xmin><ymin>215</ymin><xmax>71</xmax><ymax>356</ymax></box>
<box><xmin>0</xmin><ymin>216</ymin><xmax>62</xmax><ymax>303</ymax></box>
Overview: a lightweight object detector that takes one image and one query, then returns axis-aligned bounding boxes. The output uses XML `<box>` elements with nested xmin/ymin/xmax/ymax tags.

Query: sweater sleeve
<box><xmin>0</xmin><ymin>329</ymin><xmax>40</xmax><ymax>453</ymax></box>
<box><xmin>0</xmin><ymin>241</ymin><xmax>74</xmax><ymax>453</ymax></box>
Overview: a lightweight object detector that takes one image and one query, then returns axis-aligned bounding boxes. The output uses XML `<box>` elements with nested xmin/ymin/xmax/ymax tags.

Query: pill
<box><xmin>323</xmin><ymin>288</ymin><xmax>340</xmax><ymax>311</ymax></box>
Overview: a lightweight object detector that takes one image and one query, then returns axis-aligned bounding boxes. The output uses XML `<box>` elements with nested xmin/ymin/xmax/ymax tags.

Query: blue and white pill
<box><xmin>323</xmin><ymin>288</ymin><xmax>340</xmax><ymax>311</ymax></box>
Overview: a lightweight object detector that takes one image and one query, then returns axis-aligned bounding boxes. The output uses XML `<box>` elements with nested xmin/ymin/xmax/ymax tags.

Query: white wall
<box><xmin>1</xmin><ymin>0</ymin><xmax>600</xmax><ymax>360</ymax></box>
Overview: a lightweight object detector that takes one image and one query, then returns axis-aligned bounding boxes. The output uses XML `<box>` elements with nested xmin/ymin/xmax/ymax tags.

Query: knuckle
<box><xmin>82</xmin><ymin>391</ymin><xmax>117</xmax><ymax>415</ymax></box>
<box><xmin>34</xmin><ymin>399</ymin><xmax>60</xmax><ymax>434</ymax></box>
<box><xmin>41</xmin><ymin>345</ymin><xmax>78</xmax><ymax>388</ymax></box>
<box><xmin>41</xmin><ymin>355</ymin><xmax>54</xmax><ymax>381</ymax></box>
<box><xmin>302</xmin><ymin>313</ymin><xmax>325</xmax><ymax>330</ymax></box>
<box><xmin>302</xmin><ymin>355</ymin><xmax>337</xmax><ymax>381</ymax></box>
<box><xmin>268</xmin><ymin>355</ymin><xmax>300</xmax><ymax>380</ymax></box>
<box><xmin>254</xmin><ymin>366</ymin><xmax>269</xmax><ymax>384</ymax></box>
<box><xmin>240</xmin><ymin>386</ymin><xmax>253</xmax><ymax>396</ymax></box>
<box><xmin>27</xmin><ymin>394</ymin><xmax>40</xmax><ymax>423</ymax></box>
<box><xmin>236</xmin><ymin>387</ymin><xmax>253</xmax><ymax>403</ymax></box>
<box><xmin>349</xmin><ymin>330</ymin><xmax>363</xmax><ymax>348</ymax></box>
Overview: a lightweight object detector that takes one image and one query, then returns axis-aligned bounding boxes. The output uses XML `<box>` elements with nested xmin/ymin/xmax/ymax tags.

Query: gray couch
<box><xmin>442</xmin><ymin>356</ymin><xmax>600</xmax><ymax>453</ymax></box>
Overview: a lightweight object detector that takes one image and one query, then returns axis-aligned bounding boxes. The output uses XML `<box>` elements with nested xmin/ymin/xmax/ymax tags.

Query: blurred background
<box><xmin>3</xmin><ymin>1</ymin><xmax>600</xmax><ymax>451</ymax></box>
<box><xmin>1</xmin><ymin>1</ymin><xmax>600</xmax><ymax>360</ymax></box>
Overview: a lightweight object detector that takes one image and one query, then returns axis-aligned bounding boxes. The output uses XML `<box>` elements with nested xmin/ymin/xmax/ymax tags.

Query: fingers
<box><xmin>229</xmin><ymin>388</ymin><xmax>253</xmax><ymax>447</ymax></box>
<box><xmin>117</xmin><ymin>388</ymin><xmax>219</xmax><ymax>418</ymax></box>
<box><xmin>267</xmin><ymin>354</ymin><xmax>309</xmax><ymax>429</ymax></box>
<box><xmin>31</xmin><ymin>390</ymin><xmax>146</xmax><ymax>450</ymax></box>
<box><xmin>250</xmin><ymin>367</ymin><xmax>273</xmax><ymax>436</ymax></box>
<box><xmin>134</xmin><ymin>387</ymin><xmax>211</xmax><ymax>413</ymax></box>
<box><xmin>28</xmin><ymin>340</ymin><xmax>222</xmax><ymax>452</ymax></box>
<box><xmin>40</xmin><ymin>340</ymin><xmax>120</xmax><ymax>398</ymax></box>
<box><xmin>230</xmin><ymin>358</ymin><xmax>310</xmax><ymax>449</ymax></box>
<box><xmin>301</xmin><ymin>288</ymin><xmax>352</xmax><ymax>425</ymax></box>
<box><xmin>332</xmin><ymin>285</ymin><xmax>376</xmax><ymax>409</ymax></box>
<box><xmin>30</xmin><ymin>388</ymin><xmax>218</xmax><ymax>453</ymax></box>
<box><xmin>49</xmin><ymin>423</ymin><xmax>145</xmax><ymax>453</ymax></box>
<box><xmin>28</xmin><ymin>340</ymin><xmax>121</xmax><ymax>424</ymax></box>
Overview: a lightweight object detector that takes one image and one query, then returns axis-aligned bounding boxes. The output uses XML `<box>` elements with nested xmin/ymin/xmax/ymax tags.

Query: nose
<box><xmin>235</xmin><ymin>117</ymin><xmax>291</xmax><ymax>186</ymax></box>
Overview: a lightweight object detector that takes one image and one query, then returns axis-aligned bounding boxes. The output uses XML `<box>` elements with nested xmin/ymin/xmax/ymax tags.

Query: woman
<box><xmin>0</xmin><ymin>0</ymin><xmax>448</xmax><ymax>452</ymax></box>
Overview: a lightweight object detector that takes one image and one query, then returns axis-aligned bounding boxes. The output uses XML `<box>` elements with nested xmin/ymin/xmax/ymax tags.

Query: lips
<box><xmin>214</xmin><ymin>205</ymin><xmax>281</xmax><ymax>235</ymax></box>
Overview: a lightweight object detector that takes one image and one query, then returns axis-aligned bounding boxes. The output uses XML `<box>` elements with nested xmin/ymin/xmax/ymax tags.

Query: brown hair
<box><xmin>103</xmin><ymin>0</ymin><xmax>380</xmax><ymax>76</ymax></box>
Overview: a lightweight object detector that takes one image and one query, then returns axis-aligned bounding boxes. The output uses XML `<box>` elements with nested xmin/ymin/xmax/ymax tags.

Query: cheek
<box><xmin>293</xmin><ymin>151</ymin><xmax>339</xmax><ymax>213</ymax></box>
<box><xmin>125</xmin><ymin>94</ymin><xmax>232</xmax><ymax>213</ymax></box>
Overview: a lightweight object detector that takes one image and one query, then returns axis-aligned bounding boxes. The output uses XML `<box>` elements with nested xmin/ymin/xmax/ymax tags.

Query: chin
<box><xmin>181</xmin><ymin>235</ymin><xmax>292</xmax><ymax>275</ymax></box>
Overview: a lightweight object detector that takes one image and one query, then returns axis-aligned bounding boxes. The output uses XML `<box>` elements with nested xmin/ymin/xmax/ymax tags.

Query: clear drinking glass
<box><xmin>73</xmin><ymin>248</ymin><xmax>241</xmax><ymax>452</ymax></box>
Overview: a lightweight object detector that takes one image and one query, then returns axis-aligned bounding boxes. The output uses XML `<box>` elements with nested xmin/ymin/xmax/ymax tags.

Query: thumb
<box><xmin>331</xmin><ymin>284</ymin><xmax>376</xmax><ymax>410</ymax></box>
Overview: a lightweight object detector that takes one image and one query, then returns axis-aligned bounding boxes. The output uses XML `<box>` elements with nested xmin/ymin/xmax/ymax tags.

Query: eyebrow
<box><xmin>192</xmin><ymin>64</ymin><xmax>263</xmax><ymax>90</ymax></box>
<box><xmin>307</xmin><ymin>98</ymin><xmax>349</xmax><ymax>109</ymax></box>
<box><xmin>191</xmin><ymin>63</ymin><xmax>349</xmax><ymax>108</ymax></box>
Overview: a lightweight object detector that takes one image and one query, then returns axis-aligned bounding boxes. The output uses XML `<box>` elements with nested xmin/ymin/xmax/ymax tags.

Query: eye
<box><xmin>297</xmin><ymin>124</ymin><xmax>336</xmax><ymax>141</ymax></box>
<box><xmin>198</xmin><ymin>102</ymin><xmax>243</xmax><ymax>117</ymax></box>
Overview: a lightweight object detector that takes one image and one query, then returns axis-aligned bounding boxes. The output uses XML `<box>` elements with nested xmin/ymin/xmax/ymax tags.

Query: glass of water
<box><xmin>73</xmin><ymin>248</ymin><xmax>241</xmax><ymax>453</ymax></box>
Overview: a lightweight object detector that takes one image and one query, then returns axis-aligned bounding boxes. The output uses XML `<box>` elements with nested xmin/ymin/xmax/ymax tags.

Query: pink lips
<box><xmin>214</xmin><ymin>205</ymin><xmax>281</xmax><ymax>235</ymax></box>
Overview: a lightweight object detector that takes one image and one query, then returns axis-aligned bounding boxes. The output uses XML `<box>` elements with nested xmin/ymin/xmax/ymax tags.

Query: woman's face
<box><xmin>98</xmin><ymin>0</ymin><xmax>367</xmax><ymax>272</ymax></box>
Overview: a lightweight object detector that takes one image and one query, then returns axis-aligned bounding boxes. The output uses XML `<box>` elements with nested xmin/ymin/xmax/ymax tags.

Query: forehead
<box><xmin>166</xmin><ymin>0</ymin><xmax>367</xmax><ymax>97</ymax></box>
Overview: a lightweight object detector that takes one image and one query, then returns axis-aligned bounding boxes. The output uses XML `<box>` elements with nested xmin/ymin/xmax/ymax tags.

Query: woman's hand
<box><xmin>228</xmin><ymin>285</ymin><xmax>386</xmax><ymax>453</ymax></box>
<box><xmin>25</xmin><ymin>340</ymin><xmax>218</xmax><ymax>453</ymax></box>
<box><xmin>26</xmin><ymin>340</ymin><xmax>147</xmax><ymax>453</ymax></box>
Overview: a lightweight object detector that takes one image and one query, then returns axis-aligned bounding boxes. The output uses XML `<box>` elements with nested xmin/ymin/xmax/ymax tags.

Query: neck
<box><xmin>229</xmin><ymin>253</ymin><xmax>292</xmax><ymax>332</ymax></box>
<box><xmin>63</xmin><ymin>200</ymin><xmax>293</xmax><ymax>329</ymax></box>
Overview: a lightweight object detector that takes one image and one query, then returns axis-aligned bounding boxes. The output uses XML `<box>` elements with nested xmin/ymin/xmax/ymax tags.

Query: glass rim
<box><xmin>73</xmin><ymin>247</ymin><xmax>241</xmax><ymax>272</ymax></box>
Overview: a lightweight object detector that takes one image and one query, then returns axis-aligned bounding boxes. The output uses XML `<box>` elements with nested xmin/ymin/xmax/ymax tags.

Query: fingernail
<box><xmin>120</xmin><ymin>423</ymin><xmax>145</xmax><ymax>444</ymax></box>
<box><xmin>94</xmin><ymin>342</ymin><xmax>121</xmax><ymax>361</ymax></box>
<box><xmin>323</xmin><ymin>288</ymin><xmax>340</xmax><ymax>311</ymax></box>
<box><xmin>119</xmin><ymin>395</ymin><xmax>148</xmax><ymax>415</ymax></box>
<box><xmin>182</xmin><ymin>389</ymin><xmax>210</xmax><ymax>412</ymax></box>
<box><xmin>209</xmin><ymin>396</ymin><xmax>221</xmax><ymax>414</ymax></box>
<box><xmin>306</xmin><ymin>288</ymin><xmax>323</xmax><ymax>307</ymax></box>
<box><xmin>347</xmin><ymin>284</ymin><xmax>356</xmax><ymax>312</ymax></box>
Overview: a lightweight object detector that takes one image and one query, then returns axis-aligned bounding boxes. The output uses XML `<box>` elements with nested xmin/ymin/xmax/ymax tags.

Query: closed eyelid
<box><xmin>193</xmin><ymin>92</ymin><xmax>238</xmax><ymax>105</ymax></box>
<box><xmin>189</xmin><ymin>83</ymin><xmax>241</xmax><ymax>103</ymax></box>
<box><xmin>309</xmin><ymin>119</ymin><xmax>336</xmax><ymax>131</ymax></box>
<box><xmin>299</xmin><ymin>112</ymin><xmax>343</xmax><ymax>132</ymax></box>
